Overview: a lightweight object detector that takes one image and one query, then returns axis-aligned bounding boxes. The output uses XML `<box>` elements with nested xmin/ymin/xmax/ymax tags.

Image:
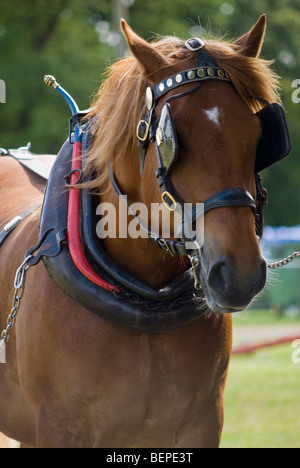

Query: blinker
<box><xmin>255</xmin><ymin>102</ymin><xmax>291</xmax><ymax>173</ymax></box>
<box><xmin>155</xmin><ymin>103</ymin><xmax>178</xmax><ymax>174</ymax></box>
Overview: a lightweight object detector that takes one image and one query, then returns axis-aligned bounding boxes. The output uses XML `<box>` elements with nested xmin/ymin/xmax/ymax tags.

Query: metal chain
<box><xmin>0</xmin><ymin>255</ymin><xmax>33</xmax><ymax>344</ymax></box>
<box><xmin>267</xmin><ymin>251</ymin><xmax>300</xmax><ymax>270</ymax></box>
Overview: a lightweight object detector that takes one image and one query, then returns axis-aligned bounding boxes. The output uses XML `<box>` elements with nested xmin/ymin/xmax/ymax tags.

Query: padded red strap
<box><xmin>67</xmin><ymin>141</ymin><xmax>120</xmax><ymax>294</ymax></box>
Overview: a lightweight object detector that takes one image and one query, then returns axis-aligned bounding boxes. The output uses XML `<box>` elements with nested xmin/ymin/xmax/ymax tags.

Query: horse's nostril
<box><xmin>207</xmin><ymin>257</ymin><xmax>267</xmax><ymax>310</ymax></box>
<box><xmin>208</xmin><ymin>261</ymin><xmax>231</xmax><ymax>297</ymax></box>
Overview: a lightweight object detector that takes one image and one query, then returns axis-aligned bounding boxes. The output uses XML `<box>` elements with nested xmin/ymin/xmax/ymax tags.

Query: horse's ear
<box><xmin>234</xmin><ymin>14</ymin><xmax>267</xmax><ymax>58</ymax></box>
<box><xmin>120</xmin><ymin>19</ymin><xmax>170</xmax><ymax>78</ymax></box>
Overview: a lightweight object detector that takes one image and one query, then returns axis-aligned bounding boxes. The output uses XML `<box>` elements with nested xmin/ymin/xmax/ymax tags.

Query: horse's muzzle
<box><xmin>201</xmin><ymin>255</ymin><xmax>267</xmax><ymax>313</ymax></box>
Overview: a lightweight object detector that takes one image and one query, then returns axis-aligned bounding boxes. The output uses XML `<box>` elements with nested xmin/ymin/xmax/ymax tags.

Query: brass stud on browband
<box><xmin>159</xmin><ymin>83</ymin><xmax>165</xmax><ymax>93</ymax></box>
<box><xmin>187</xmin><ymin>70</ymin><xmax>196</xmax><ymax>80</ymax></box>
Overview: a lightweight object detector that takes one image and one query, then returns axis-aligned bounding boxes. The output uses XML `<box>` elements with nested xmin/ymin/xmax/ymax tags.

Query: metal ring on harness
<box><xmin>64</xmin><ymin>168</ymin><xmax>82</xmax><ymax>186</ymax></box>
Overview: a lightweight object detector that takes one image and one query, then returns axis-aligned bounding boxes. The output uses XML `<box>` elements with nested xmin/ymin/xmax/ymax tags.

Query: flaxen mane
<box><xmin>85</xmin><ymin>35</ymin><xmax>280</xmax><ymax>189</ymax></box>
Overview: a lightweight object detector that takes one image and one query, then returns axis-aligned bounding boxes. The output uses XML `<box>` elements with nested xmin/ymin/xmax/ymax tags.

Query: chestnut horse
<box><xmin>0</xmin><ymin>16</ymin><xmax>280</xmax><ymax>448</ymax></box>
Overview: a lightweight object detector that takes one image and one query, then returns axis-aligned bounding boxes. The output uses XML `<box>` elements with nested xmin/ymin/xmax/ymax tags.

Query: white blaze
<box><xmin>204</xmin><ymin>107</ymin><xmax>221</xmax><ymax>128</ymax></box>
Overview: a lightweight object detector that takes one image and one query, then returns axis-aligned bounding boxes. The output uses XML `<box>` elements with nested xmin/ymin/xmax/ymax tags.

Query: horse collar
<box><xmin>24</xmin><ymin>127</ymin><xmax>207</xmax><ymax>333</ymax></box>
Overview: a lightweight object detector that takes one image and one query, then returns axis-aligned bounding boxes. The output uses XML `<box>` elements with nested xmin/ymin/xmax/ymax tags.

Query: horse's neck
<box><xmin>100</xmin><ymin>159</ymin><xmax>187</xmax><ymax>289</ymax></box>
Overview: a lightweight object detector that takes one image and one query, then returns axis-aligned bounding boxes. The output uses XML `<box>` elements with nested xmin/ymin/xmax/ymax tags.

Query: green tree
<box><xmin>0</xmin><ymin>0</ymin><xmax>113</xmax><ymax>152</ymax></box>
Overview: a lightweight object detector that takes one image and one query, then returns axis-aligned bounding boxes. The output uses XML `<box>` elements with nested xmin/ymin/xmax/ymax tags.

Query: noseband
<box><xmin>109</xmin><ymin>38</ymin><xmax>290</xmax><ymax>289</ymax></box>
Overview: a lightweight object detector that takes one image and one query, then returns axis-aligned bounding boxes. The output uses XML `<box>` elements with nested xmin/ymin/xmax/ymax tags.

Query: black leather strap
<box><xmin>196</xmin><ymin>48</ymin><xmax>218</xmax><ymax>68</ymax></box>
<box><xmin>203</xmin><ymin>188</ymin><xmax>256</xmax><ymax>214</ymax></box>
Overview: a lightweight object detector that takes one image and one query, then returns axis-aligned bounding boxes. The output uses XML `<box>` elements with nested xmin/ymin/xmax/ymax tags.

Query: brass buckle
<box><xmin>136</xmin><ymin>120</ymin><xmax>150</xmax><ymax>142</ymax></box>
<box><xmin>161</xmin><ymin>191</ymin><xmax>177</xmax><ymax>211</ymax></box>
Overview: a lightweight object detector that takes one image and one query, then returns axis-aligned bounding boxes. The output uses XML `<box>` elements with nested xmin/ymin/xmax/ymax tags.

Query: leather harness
<box><xmin>0</xmin><ymin>38</ymin><xmax>291</xmax><ymax>332</ymax></box>
<box><xmin>25</xmin><ymin>135</ymin><xmax>207</xmax><ymax>332</ymax></box>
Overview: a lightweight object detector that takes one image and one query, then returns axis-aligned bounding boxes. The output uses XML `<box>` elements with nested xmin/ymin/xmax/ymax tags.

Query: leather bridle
<box><xmin>108</xmin><ymin>38</ymin><xmax>268</xmax><ymax>287</ymax></box>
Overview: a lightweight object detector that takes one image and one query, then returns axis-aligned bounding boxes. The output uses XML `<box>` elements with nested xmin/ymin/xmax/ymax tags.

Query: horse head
<box><xmin>87</xmin><ymin>16</ymin><xmax>289</xmax><ymax>315</ymax></box>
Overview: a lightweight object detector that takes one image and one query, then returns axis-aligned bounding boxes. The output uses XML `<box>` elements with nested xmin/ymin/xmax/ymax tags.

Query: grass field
<box><xmin>221</xmin><ymin>311</ymin><xmax>300</xmax><ymax>448</ymax></box>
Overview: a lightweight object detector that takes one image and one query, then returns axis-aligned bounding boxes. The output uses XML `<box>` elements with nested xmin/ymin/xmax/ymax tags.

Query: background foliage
<box><xmin>0</xmin><ymin>0</ymin><xmax>299</xmax><ymax>225</ymax></box>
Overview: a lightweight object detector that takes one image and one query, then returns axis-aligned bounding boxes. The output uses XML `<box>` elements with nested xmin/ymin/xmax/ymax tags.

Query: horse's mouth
<box><xmin>199</xmin><ymin>270</ymin><xmax>251</xmax><ymax>315</ymax></box>
<box><xmin>203</xmin><ymin>289</ymin><xmax>245</xmax><ymax>314</ymax></box>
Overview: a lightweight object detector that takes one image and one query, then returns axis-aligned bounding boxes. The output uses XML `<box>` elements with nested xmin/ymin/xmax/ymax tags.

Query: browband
<box><xmin>152</xmin><ymin>66</ymin><xmax>231</xmax><ymax>102</ymax></box>
<box><xmin>149</xmin><ymin>38</ymin><xmax>231</xmax><ymax>104</ymax></box>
